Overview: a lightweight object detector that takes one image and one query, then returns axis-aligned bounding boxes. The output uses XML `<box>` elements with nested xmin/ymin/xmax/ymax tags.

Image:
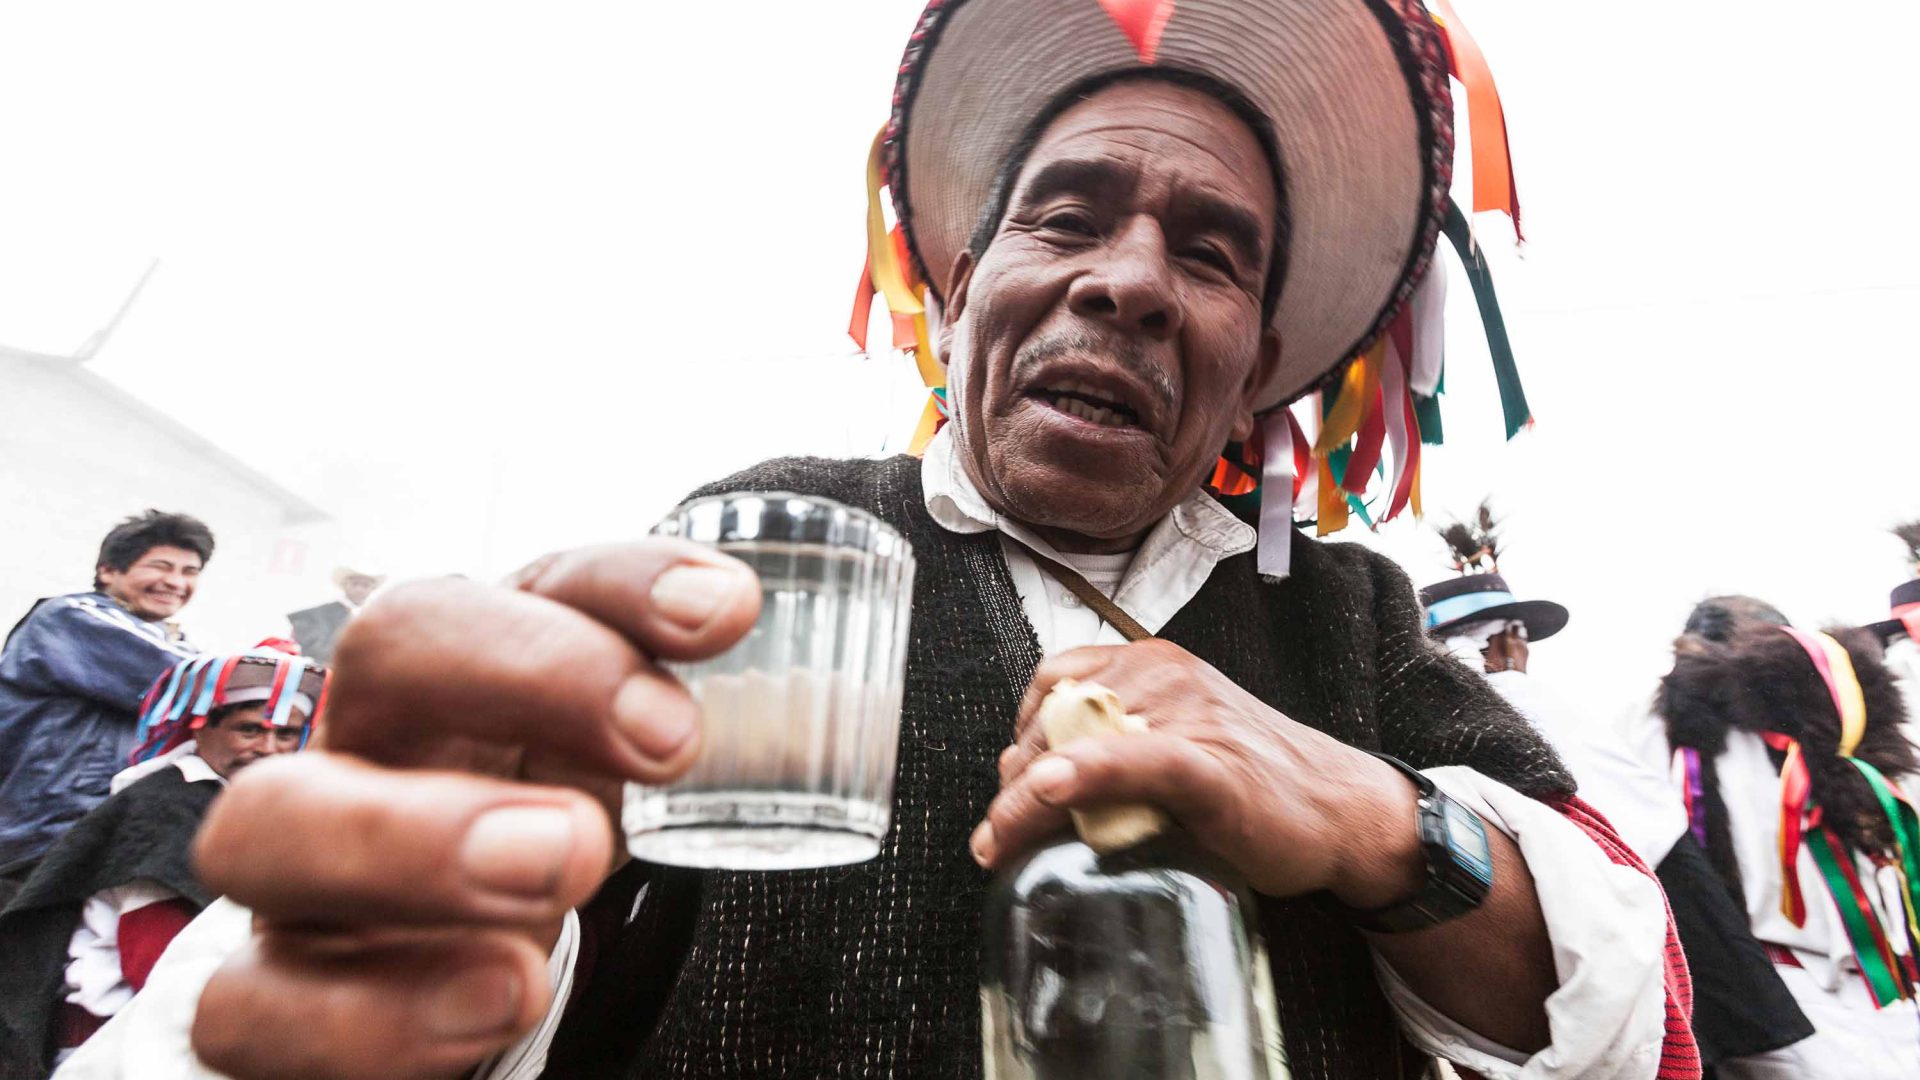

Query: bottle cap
<box><xmin>1036</xmin><ymin>678</ymin><xmax>1169</xmax><ymax>854</ymax></box>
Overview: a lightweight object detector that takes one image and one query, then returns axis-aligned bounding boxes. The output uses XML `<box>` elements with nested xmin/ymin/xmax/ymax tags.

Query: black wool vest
<box><xmin>540</xmin><ymin>455</ymin><xmax>1568</xmax><ymax>1080</ymax></box>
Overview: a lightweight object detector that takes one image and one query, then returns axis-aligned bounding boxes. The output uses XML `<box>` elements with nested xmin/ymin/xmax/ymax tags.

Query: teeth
<box><xmin>1052</xmin><ymin>395</ymin><xmax>1129</xmax><ymax>427</ymax></box>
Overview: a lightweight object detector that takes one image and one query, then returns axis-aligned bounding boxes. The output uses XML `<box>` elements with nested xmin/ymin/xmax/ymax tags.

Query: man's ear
<box><xmin>938</xmin><ymin>250</ymin><xmax>975</xmax><ymax>357</ymax></box>
<box><xmin>1227</xmin><ymin>327</ymin><xmax>1283</xmax><ymax>443</ymax></box>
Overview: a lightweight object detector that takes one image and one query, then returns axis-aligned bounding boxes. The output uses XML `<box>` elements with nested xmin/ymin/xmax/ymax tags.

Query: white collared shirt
<box><xmin>923</xmin><ymin>426</ymin><xmax>1671</xmax><ymax>1079</ymax></box>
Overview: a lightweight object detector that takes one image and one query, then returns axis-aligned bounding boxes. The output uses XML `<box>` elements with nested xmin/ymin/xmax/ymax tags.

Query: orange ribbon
<box><xmin>1431</xmin><ymin>0</ymin><xmax>1522</xmax><ymax>235</ymax></box>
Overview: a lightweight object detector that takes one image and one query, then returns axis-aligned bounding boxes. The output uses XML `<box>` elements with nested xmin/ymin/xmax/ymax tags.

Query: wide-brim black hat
<box><xmin>883</xmin><ymin>0</ymin><xmax>1457</xmax><ymax>411</ymax></box>
<box><xmin>1418</xmin><ymin>572</ymin><xmax>1568</xmax><ymax>642</ymax></box>
<box><xmin>1865</xmin><ymin>578</ymin><xmax>1920</xmax><ymax>644</ymax></box>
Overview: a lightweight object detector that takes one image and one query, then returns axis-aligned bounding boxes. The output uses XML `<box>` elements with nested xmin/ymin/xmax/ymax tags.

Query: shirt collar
<box><xmin>919</xmin><ymin>425</ymin><xmax>1255</xmax><ymax>591</ymax></box>
<box><xmin>173</xmin><ymin>750</ymin><xmax>226</xmax><ymax>786</ymax></box>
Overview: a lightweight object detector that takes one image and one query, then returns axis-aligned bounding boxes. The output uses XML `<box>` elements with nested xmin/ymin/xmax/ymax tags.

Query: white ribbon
<box><xmin>1256</xmin><ymin>410</ymin><xmax>1297</xmax><ymax>579</ymax></box>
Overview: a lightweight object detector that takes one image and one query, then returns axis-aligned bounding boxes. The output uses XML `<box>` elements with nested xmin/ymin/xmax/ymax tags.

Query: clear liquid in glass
<box><xmin>624</xmin><ymin>536</ymin><xmax>913</xmax><ymax>871</ymax></box>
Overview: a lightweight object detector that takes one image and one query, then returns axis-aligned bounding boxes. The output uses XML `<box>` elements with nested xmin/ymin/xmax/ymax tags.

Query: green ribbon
<box><xmin>1849</xmin><ymin>759</ymin><xmax>1920</xmax><ymax>934</ymax></box>
<box><xmin>1441</xmin><ymin>200</ymin><xmax>1531</xmax><ymax>440</ymax></box>
<box><xmin>1414</xmin><ymin>390</ymin><xmax>1445</xmax><ymax>446</ymax></box>
<box><xmin>1806</xmin><ymin>828</ymin><xmax>1907</xmax><ymax>1006</ymax></box>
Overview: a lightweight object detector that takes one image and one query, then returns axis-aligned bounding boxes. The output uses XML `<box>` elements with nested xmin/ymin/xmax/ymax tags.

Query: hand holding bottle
<box><xmin>972</xmin><ymin>638</ymin><xmax>1425</xmax><ymax>909</ymax></box>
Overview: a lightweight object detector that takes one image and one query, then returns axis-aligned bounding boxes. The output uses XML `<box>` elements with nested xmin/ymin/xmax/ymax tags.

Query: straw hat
<box><xmin>884</xmin><ymin>0</ymin><xmax>1455</xmax><ymax>410</ymax></box>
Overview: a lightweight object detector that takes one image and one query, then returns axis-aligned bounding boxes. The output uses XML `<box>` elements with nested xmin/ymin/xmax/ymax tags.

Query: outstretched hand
<box><xmin>189</xmin><ymin>542</ymin><xmax>760</xmax><ymax>1080</ymax></box>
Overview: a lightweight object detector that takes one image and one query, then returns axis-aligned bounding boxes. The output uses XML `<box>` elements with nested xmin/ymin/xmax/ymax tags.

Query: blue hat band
<box><xmin>1424</xmin><ymin>589</ymin><xmax>1518</xmax><ymax>630</ymax></box>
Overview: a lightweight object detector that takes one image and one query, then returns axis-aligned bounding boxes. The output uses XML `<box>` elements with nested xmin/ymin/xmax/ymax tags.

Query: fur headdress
<box><xmin>1659</xmin><ymin>626</ymin><xmax>1914</xmax><ymax>905</ymax></box>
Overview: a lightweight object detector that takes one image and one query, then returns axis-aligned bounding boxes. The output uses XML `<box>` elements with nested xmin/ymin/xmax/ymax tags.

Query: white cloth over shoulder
<box><xmin>51</xmin><ymin>898</ymin><xmax>579</xmax><ymax>1080</ymax></box>
<box><xmin>1378</xmin><ymin>767</ymin><xmax>1671</xmax><ymax>1079</ymax></box>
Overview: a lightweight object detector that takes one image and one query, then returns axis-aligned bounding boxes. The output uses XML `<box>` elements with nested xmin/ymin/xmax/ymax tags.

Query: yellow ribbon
<box><xmin>1315</xmin><ymin>453</ymin><xmax>1349</xmax><ymax>536</ymax></box>
<box><xmin>1809</xmin><ymin>631</ymin><xmax>1869</xmax><ymax>758</ymax></box>
<box><xmin>865</xmin><ymin>128</ymin><xmax>924</xmax><ymax>317</ymax></box>
<box><xmin>906</xmin><ymin>392</ymin><xmax>944</xmax><ymax>457</ymax></box>
<box><xmin>1314</xmin><ymin>343</ymin><xmax>1382</xmax><ymax>455</ymax></box>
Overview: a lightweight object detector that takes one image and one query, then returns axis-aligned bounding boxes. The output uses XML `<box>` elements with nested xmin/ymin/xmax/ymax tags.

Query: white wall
<box><xmin>0</xmin><ymin>356</ymin><xmax>342</xmax><ymax>652</ymax></box>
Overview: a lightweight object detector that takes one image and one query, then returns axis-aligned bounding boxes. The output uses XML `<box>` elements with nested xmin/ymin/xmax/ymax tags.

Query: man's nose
<box><xmin>1067</xmin><ymin>218</ymin><xmax>1182</xmax><ymax>341</ymax></box>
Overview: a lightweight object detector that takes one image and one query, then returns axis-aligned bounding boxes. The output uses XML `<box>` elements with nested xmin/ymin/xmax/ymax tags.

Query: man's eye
<box><xmin>1183</xmin><ymin>245</ymin><xmax>1234</xmax><ymax>273</ymax></box>
<box><xmin>1040</xmin><ymin>211</ymin><xmax>1097</xmax><ymax>236</ymax></box>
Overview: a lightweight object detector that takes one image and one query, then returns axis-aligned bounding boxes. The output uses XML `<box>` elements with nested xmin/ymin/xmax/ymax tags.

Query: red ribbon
<box><xmin>1341</xmin><ymin>386</ymin><xmax>1387</xmax><ymax>496</ymax></box>
<box><xmin>1763</xmin><ymin>731</ymin><xmax>1812</xmax><ymax>926</ymax></box>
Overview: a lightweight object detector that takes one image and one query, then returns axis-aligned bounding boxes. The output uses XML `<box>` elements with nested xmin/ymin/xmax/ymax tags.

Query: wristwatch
<box><xmin>1332</xmin><ymin>752</ymin><xmax>1494</xmax><ymax>933</ymax></box>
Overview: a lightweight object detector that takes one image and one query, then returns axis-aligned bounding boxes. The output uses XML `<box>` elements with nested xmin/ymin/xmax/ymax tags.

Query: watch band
<box><xmin>1331</xmin><ymin>752</ymin><xmax>1495</xmax><ymax>934</ymax></box>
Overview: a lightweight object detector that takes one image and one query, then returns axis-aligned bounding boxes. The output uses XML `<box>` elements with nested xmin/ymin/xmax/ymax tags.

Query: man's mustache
<box><xmin>1009</xmin><ymin>331</ymin><xmax>1176</xmax><ymax>416</ymax></box>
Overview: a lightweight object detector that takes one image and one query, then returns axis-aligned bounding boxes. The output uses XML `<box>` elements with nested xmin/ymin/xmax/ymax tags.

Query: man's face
<box><xmin>341</xmin><ymin>576</ymin><xmax>378</xmax><ymax>607</ymax></box>
<box><xmin>942</xmin><ymin>80</ymin><xmax>1281</xmax><ymax>546</ymax></box>
<box><xmin>1482</xmin><ymin>628</ymin><xmax>1529</xmax><ymax>675</ymax></box>
<box><xmin>98</xmin><ymin>545</ymin><xmax>202</xmax><ymax>621</ymax></box>
<box><xmin>195</xmin><ymin>703</ymin><xmax>309</xmax><ymax>779</ymax></box>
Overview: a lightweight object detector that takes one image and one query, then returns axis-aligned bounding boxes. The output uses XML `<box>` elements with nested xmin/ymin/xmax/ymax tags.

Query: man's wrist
<box><xmin>1324</xmin><ymin>750</ymin><xmax>1426</xmax><ymax>909</ymax></box>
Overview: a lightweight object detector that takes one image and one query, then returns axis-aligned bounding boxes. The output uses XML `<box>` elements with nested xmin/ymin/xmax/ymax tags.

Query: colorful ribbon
<box><xmin>1763</xmin><ymin>625</ymin><xmax>1920</xmax><ymax>1006</ymax></box>
<box><xmin>1780</xmin><ymin>627</ymin><xmax>1868</xmax><ymax>757</ymax></box>
<box><xmin>1807</xmin><ymin>827</ymin><xmax>1908</xmax><ymax>1006</ymax></box>
<box><xmin>1442</xmin><ymin>200</ymin><xmax>1531</xmax><ymax>439</ymax></box>
<box><xmin>1430</xmin><ymin>0</ymin><xmax>1523</xmax><ymax>237</ymax></box>
<box><xmin>1676</xmin><ymin>747</ymin><xmax>1708</xmax><ymax>848</ymax></box>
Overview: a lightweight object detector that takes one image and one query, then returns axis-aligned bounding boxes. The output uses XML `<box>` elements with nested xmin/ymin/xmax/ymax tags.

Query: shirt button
<box><xmin>1059</xmin><ymin>592</ymin><xmax>1082</xmax><ymax>609</ymax></box>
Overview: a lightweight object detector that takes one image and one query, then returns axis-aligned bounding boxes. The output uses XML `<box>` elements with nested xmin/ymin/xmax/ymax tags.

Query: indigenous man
<box><xmin>0</xmin><ymin>512</ymin><xmax>210</xmax><ymax>904</ymax></box>
<box><xmin>287</xmin><ymin>566</ymin><xmax>384</xmax><ymax>665</ymax></box>
<box><xmin>1421</xmin><ymin>529</ymin><xmax>1816</xmax><ymax>1074</ymax></box>
<box><xmin>1655</xmin><ymin>598</ymin><xmax>1920</xmax><ymax>1078</ymax></box>
<box><xmin>0</xmin><ymin>647</ymin><xmax>326</xmax><ymax>1077</ymax></box>
<box><xmin>182</xmin><ymin>3</ymin><xmax>1694</xmax><ymax>1079</ymax></box>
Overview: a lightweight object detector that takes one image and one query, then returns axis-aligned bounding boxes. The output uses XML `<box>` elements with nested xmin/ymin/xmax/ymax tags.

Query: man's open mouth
<box><xmin>1033</xmin><ymin>381</ymin><xmax>1142</xmax><ymax>430</ymax></box>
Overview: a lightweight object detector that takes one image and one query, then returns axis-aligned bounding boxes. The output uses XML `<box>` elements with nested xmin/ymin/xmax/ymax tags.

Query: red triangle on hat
<box><xmin>1097</xmin><ymin>0</ymin><xmax>1175</xmax><ymax>64</ymax></box>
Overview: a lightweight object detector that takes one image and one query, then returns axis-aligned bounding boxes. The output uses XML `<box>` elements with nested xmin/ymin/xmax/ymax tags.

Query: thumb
<box><xmin>509</xmin><ymin>540</ymin><xmax>762</xmax><ymax>662</ymax></box>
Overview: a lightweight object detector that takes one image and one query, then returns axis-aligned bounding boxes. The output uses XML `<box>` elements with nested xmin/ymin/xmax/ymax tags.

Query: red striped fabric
<box><xmin>1548</xmin><ymin>794</ymin><xmax>1702</xmax><ymax>1080</ymax></box>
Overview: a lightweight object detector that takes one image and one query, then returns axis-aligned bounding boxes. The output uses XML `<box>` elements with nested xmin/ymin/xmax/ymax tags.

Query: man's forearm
<box><xmin>1330</xmin><ymin>757</ymin><xmax>1556</xmax><ymax>1053</ymax></box>
<box><xmin>1362</xmin><ymin>826</ymin><xmax>1554</xmax><ymax>1052</ymax></box>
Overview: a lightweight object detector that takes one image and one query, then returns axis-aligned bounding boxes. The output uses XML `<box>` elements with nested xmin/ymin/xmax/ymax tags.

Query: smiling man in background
<box><xmin>0</xmin><ymin>511</ymin><xmax>210</xmax><ymax>905</ymax></box>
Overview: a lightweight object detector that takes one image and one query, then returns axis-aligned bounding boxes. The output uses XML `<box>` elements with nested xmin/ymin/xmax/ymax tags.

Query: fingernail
<box><xmin>650</xmin><ymin>564</ymin><xmax>741</xmax><ymax>631</ymax></box>
<box><xmin>427</xmin><ymin>962</ymin><xmax>522</xmax><ymax>1039</ymax></box>
<box><xmin>970</xmin><ymin>821</ymin><xmax>996</xmax><ymax>867</ymax></box>
<box><xmin>1028</xmin><ymin>757</ymin><xmax>1077</xmax><ymax>804</ymax></box>
<box><xmin>612</xmin><ymin>675</ymin><xmax>700</xmax><ymax>760</ymax></box>
<box><xmin>461</xmin><ymin>806</ymin><xmax>574</xmax><ymax>898</ymax></box>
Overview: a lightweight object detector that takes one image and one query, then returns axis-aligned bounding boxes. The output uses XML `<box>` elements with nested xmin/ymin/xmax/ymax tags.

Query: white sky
<box><xmin>2</xmin><ymin>0</ymin><xmax>1917</xmax><ymax>723</ymax></box>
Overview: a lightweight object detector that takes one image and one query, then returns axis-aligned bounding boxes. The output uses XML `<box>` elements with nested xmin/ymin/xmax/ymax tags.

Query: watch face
<box><xmin>1441</xmin><ymin>799</ymin><xmax>1495</xmax><ymax>887</ymax></box>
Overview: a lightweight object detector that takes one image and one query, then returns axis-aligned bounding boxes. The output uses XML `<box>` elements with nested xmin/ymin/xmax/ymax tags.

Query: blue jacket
<box><xmin>0</xmin><ymin>592</ymin><xmax>197</xmax><ymax>873</ymax></box>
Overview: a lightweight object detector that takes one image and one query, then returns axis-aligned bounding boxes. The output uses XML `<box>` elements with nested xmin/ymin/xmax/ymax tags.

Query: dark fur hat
<box><xmin>1661</xmin><ymin>627</ymin><xmax>1914</xmax><ymax>858</ymax></box>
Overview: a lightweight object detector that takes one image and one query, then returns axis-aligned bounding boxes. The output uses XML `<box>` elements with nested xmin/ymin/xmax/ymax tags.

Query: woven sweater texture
<box><xmin>543</xmin><ymin>454</ymin><xmax>1572</xmax><ymax>1080</ymax></box>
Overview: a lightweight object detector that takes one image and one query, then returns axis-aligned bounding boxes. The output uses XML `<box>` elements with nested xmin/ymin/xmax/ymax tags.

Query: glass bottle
<box><xmin>981</xmin><ymin>830</ymin><xmax>1290</xmax><ymax>1080</ymax></box>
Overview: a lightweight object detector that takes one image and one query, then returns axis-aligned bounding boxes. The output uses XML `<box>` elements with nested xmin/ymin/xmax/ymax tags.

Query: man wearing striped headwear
<box><xmin>0</xmin><ymin>647</ymin><xmax>326</xmax><ymax>1077</ymax></box>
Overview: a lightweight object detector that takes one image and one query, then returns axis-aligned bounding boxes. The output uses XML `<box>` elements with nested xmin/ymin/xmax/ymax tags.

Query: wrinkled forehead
<box><xmin>1016</xmin><ymin>80</ymin><xmax>1277</xmax><ymax>225</ymax></box>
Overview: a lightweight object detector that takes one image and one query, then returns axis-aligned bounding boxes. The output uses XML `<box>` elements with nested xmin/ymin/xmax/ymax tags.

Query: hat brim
<box><xmin>887</xmin><ymin>0</ymin><xmax>1451</xmax><ymax>412</ymax></box>
<box><xmin>1430</xmin><ymin>599</ymin><xmax>1569</xmax><ymax>644</ymax></box>
<box><xmin>1865</xmin><ymin>619</ymin><xmax>1909</xmax><ymax>645</ymax></box>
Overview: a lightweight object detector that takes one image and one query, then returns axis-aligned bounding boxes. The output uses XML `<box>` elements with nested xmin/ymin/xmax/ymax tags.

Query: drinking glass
<box><xmin>622</xmin><ymin>492</ymin><xmax>916</xmax><ymax>870</ymax></box>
